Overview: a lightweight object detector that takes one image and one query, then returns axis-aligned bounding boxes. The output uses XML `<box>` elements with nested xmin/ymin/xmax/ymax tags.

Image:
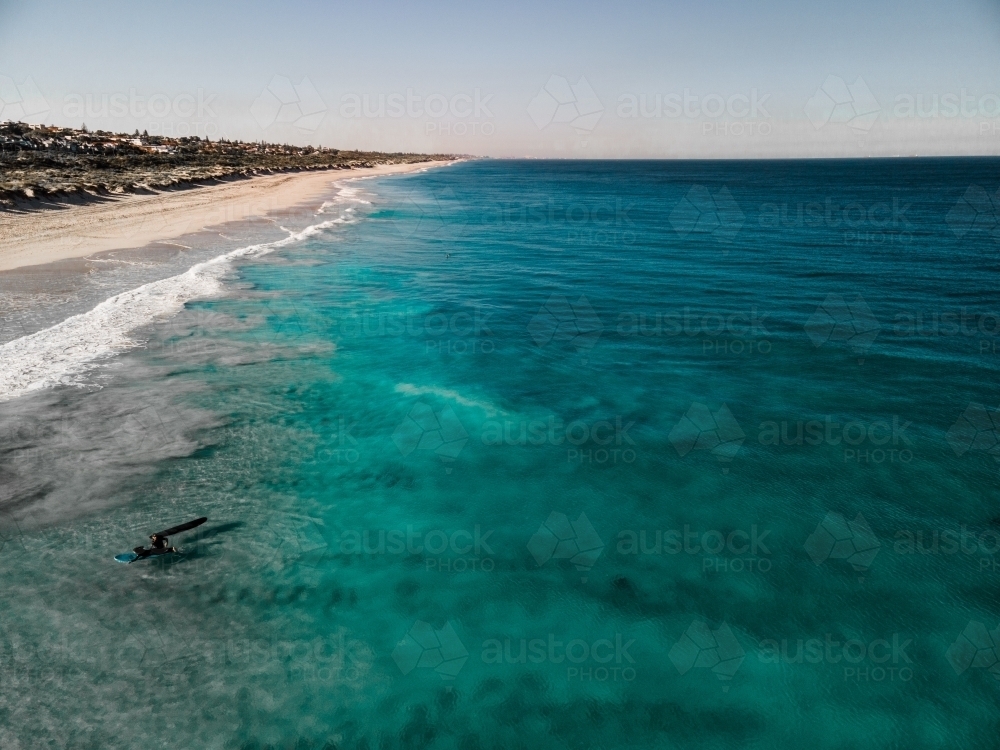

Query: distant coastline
<box><xmin>0</xmin><ymin>159</ymin><xmax>455</xmax><ymax>272</ymax></box>
<box><xmin>0</xmin><ymin>121</ymin><xmax>458</xmax><ymax>212</ymax></box>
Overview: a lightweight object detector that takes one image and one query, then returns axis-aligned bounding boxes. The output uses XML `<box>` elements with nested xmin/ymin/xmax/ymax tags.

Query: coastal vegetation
<box><xmin>0</xmin><ymin>121</ymin><xmax>456</xmax><ymax>208</ymax></box>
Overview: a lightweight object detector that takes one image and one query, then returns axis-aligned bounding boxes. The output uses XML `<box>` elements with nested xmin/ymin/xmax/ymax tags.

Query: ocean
<box><xmin>1</xmin><ymin>159</ymin><xmax>999</xmax><ymax>749</ymax></box>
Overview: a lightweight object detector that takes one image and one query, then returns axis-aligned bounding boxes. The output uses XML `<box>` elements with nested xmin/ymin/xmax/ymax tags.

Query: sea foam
<box><xmin>0</xmin><ymin>188</ymin><xmax>364</xmax><ymax>403</ymax></box>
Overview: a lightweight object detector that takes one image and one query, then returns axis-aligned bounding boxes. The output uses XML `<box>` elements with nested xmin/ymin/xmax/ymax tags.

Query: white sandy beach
<box><xmin>0</xmin><ymin>159</ymin><xmax>455</xmax><ymax>402</ymax></box>
<box><xmin>0</xmin><ymin>161</ymin><xmax>449</xmax><ymax>272</ymax></box>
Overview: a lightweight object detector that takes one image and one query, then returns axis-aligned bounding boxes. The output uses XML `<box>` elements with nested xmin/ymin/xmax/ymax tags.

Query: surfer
<box><xmin>132</xmin><ymin>534</ymin><xmax>177</xmax><ymax>559</ymax></box>
<box><xmin>117</xmin><ymin>516</ymin><xmax>207</xmax><ymax>563</ymax></box>
<box><xmin>121</xmin><ymin>518</ymin><xmax>206</xmax><ymax>562</ymax></box>
<box><xmin>149</xmin><ymin>533</ymin><xmax>177</xmax><ymax>553</ymax></box>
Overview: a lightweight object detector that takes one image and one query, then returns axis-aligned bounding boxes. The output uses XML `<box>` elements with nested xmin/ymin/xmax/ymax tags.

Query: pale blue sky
<box><xmin>1</xmin><ymin>0</ymin><xmax>998</xmax><ymax>157</ymax></box>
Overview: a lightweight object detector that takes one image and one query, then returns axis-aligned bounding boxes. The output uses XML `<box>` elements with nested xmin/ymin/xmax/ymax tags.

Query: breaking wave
<box><xmin>0</xmin><ymin>190</ymin><xmax>367</xmax><ymax>403</ymax></box>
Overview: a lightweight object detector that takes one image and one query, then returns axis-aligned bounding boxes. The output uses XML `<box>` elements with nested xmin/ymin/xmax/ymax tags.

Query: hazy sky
<box><xmin>1</xmin><ymin>0</ymin><xmax>999</xmax><ymax>157</ymax></box>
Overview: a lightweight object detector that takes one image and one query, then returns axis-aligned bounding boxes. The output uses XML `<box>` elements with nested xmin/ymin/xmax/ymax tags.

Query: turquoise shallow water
<box><xmin>2</xmin><ymin>159</ymin><xmax>1000</xmax><ymax>748</ymax></box>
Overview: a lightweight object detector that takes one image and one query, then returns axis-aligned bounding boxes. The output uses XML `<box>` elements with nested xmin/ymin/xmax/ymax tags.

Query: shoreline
<box><xmin>0</xmin><ymin>160</ymin><xmax>455</xmax><ymax>402</ymax></box>
<box><xmin>0</xmin><ymin>160</ymin><xmax>452</xmax><ymax>272</ymax></box>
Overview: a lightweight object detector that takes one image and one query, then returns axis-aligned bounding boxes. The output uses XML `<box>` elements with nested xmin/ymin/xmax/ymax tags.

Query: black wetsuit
<box><xmin>134</xmin><ymin>536</ymin><xmax>175</xmax><ymax>558</ymax></box>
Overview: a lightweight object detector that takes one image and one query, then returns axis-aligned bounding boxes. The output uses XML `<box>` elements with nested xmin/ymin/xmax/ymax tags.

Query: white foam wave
<box><xmin>394</xmin><ymin>383</ymin><xmax>502</xmax><ymax>417</ymax></box>
<box><xmin>0</xmin><ymin>216</ymin><xmax>348</xmax><ymax>403</ymax></box>
<box><xmin>319</xmin><ymin>185</ymin><xmax>371</xmax><ymax>214</ymax></box>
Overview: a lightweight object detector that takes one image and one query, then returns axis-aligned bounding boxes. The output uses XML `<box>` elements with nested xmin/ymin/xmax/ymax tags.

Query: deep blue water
<box><xmin>2</xmin><ymin>159</ymin><xmax>1000</xmax><ymax>749</ymax></box>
